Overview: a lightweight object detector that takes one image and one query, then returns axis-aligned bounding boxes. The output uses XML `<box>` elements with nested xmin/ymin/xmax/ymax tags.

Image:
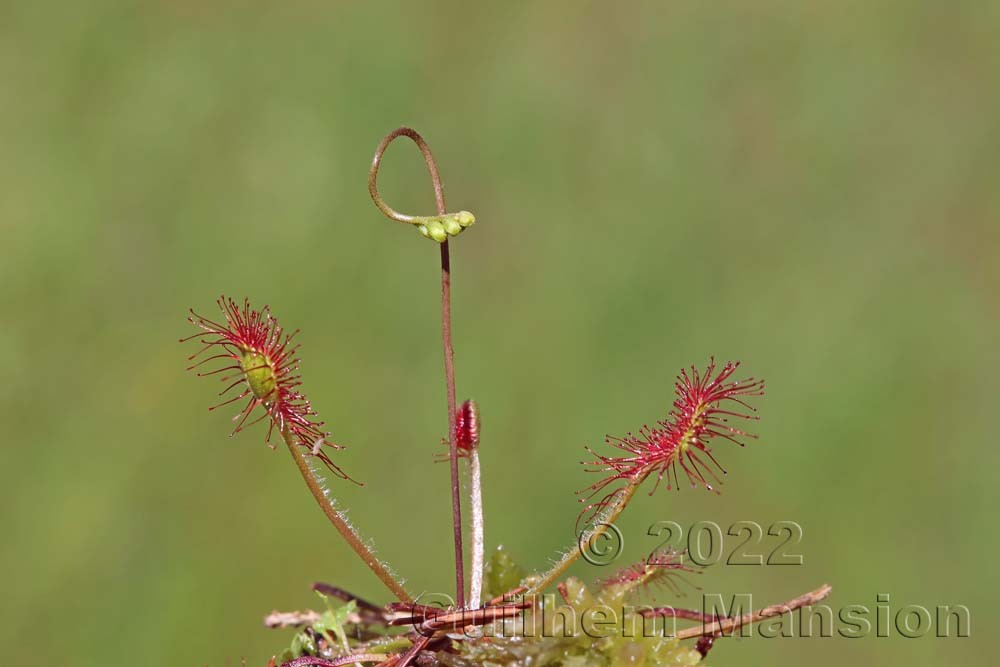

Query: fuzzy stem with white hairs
<box><xmin>468</xmin><ymin>449</ymin><xmax>485</xmax><ymax>608</ymax></box>
<box><xmin>282</xmin><ymin>427</ymin><xmax>412</xmax><ymax>602</ymax></box>
<box><xmin>528</xmin><ymin>480</ymin><xmax>640</xmax><ymax>594</ymax></box>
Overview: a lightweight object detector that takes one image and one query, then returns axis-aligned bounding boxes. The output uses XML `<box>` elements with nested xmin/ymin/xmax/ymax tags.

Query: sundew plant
<box><xmin>182</xmin><ymin>127</ymin><xmax>831</xmax><ymax>667</ymax></box>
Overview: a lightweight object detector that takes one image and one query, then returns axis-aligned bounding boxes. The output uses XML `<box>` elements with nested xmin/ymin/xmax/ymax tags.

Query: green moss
<box><xmin>484</xmin><ymin>545</ymin><xmax>527</xmax><ymax>599</ymax></box>
<box><xmin>281</xmin><ymin>550</ymin><xmax>705</xmax><ymax>667</ymax></box>
<box><xmin>441</xmin><ymin>574</ymin><xmax>705</xmax><ymax>667</ymax></box>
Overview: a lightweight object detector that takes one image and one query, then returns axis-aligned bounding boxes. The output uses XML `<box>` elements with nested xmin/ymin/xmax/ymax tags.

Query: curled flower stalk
<box><xmin>368</xmin><ymin>127</ymin><xmax>474</xmax><ymax>242</ymax></box>
<box><xmin>369</xmin><ymin>126</ymin><xmax>473</xmax><ymax>607</ymax></box>
<box><xmin>183</xmin><ymin>297</ymin><xmax>411</xmax><ymax>601</ymax></box>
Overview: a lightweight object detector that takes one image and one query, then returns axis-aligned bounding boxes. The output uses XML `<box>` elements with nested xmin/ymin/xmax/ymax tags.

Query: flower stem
<box><xmin>439</xmin><ymin>237</ymin><xmax>466</xmax><ymax>608</ymax></box>
<box><xmin>468</xmin><ymin>449</ymin><xmax>485</xmax><ymax>608</ymax></box>
<box><xmin>282</xmin><ymin>427</ymin><xmax>412</xmax><ymax>602</ymax></box>
<box><xmin>369</xmin><ymin>127</ymin><xmax>466</xmax><ymax>607</ymax></box>
<box><xmin>529</xmin><ymin>481</ymin><xmax>641</xmax><ymax>593</ymax></box>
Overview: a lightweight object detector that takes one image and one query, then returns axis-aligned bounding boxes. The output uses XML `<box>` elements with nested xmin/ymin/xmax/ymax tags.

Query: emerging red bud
<box><xmin>456</xmin><ymin>399</ymin><xmax>481</xmax><ymax>454</ymax></box>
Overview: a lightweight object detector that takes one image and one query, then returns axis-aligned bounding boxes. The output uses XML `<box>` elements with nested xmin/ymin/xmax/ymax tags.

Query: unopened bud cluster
<box><xmin>416</xmin><ymin>210</ymin><xmax>476</xmax><ymax>242</ymax></box>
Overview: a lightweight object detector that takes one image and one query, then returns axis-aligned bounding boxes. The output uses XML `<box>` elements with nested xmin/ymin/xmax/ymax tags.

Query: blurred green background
<box><xmin>1</xmin><ymin>1</ymin><xmax>996</xmax><ymax>665</ymax></box>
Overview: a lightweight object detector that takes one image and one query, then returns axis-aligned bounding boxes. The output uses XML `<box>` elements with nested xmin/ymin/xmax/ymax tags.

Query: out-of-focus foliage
<box><xmin>0</xmin><ymin>2</ymin><xmax>996</xmax><ymax>666</ymax></box>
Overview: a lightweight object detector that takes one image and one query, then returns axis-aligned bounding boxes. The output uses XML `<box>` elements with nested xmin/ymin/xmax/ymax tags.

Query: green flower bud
<box><xmin>409</xmin><ymin>211</ymin><xmax>476</xmax><ymax>243</ymax></box>
<box><xmin>425</xmin><ymin>220</ymin><xmax>448</xmax><ymax>242</ymax></box>
<box><xmin>443</xmin><ymin>216</ymin><xmax>463</xmax><ymax>236</ymax></box>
